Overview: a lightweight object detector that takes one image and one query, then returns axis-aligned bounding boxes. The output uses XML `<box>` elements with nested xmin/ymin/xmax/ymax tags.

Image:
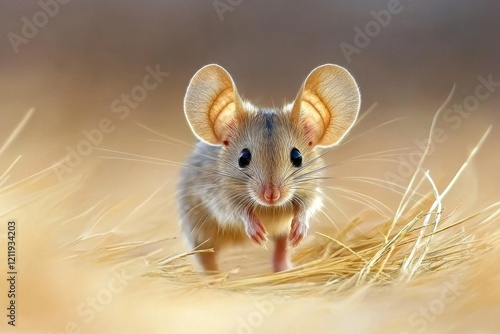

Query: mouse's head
<box><xmin>184</xmin><ymin>64</ymin><xmax>360</xmax><ymax>208</ymax></box>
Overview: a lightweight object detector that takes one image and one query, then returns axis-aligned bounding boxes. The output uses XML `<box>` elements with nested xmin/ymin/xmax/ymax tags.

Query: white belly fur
<box><xmin>253</xmin><ymin>206</ymin><xmax>294</xmax><ymax>237</ymax></box>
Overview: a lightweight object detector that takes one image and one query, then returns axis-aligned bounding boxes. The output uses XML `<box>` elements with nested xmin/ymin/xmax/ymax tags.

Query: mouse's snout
<box><xmin>264</xmin><ymin>186</ymin><xmax>280</xmax><ymax>202</ymax></box>
<box><xmin>259</xmin><ymin>184</ymin><xmax>283</xmax><ymax>206</ymax></box>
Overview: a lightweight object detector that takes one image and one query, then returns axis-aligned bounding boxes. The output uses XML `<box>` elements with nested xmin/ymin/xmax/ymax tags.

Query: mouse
<box><xmin>177</xmin><ymin>64</ymin><xmax>360</xmax><ymax>272</ymax></box>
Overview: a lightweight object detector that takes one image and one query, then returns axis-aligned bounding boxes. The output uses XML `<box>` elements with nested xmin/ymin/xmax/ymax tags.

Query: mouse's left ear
<box><xmin>184</xmin><ymin>64</ymin><xmax>244</xmax><ymax>146</ymax></box>
<box><xmin>291</xmin><ymin>64</ymin><xmax>360</xmax><ymax>148</ymax></box>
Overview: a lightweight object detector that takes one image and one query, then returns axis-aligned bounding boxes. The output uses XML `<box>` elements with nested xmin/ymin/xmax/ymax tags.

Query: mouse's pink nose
<box><xmin>264</xmin><ymin>187</ymin><xmax>281</xmax><ymax>202</ymax></box>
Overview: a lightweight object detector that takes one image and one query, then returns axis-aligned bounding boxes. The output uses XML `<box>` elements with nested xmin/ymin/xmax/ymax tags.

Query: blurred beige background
<box><xmin>0</xmin><ymin>1</ymin><xmax>499</xmax><ymax>333</ymax></box>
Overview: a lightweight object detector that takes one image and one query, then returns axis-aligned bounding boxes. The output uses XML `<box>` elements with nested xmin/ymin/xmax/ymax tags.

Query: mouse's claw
<box><xmin>245</xmin><ymin>215</ymin><xmax>268</xmax><ymax>246</ymax></box>
<box><xmin>288</xmin><ymin>216</ymin><xmax>308</xmax><ymax>247</ymax></box>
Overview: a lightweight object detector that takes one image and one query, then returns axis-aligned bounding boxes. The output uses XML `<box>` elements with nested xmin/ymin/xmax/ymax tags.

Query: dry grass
<box><xmin>148</xmin><ymin>188</ymin><xmax>498</xmax><ymax>295</ymax></box>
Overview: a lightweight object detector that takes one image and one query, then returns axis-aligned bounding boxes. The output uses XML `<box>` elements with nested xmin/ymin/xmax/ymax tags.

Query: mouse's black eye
<box><xmin>290</xmin><ymin>147</ymin><xmax>302</xmax><ymax>167</ymax></box>
<box><xmin>239</xmin><ymin>148</ymin><xmax>251</xmax><ymax>168</ymax></box>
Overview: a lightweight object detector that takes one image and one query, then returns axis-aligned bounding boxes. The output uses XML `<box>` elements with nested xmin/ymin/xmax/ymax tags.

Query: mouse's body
<box><xmin>177</xmin><ymin>64</ymin><xmax>360</xmax><ymax>272</ymax></box>
<box><xmin>178</xmin><ymin>109</ymin><xmax>323</xmax><ymax>271</ymax></box>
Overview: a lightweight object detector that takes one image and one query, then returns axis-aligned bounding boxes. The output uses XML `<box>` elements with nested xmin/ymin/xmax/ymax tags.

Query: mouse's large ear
<box><xmin>184</xmin><ymin>64</ymin><xmax>243</xmax><ymax>146</ymax></box>
<box><xmin>291</xmin><ymin>64</ymin><xmax>360</xmax><ymax>148</ymax></box>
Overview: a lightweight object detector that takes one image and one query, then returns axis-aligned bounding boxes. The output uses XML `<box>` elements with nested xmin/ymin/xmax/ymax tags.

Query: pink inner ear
<box><xmin>216</xmin><ymin>118</ymin><xmax>238</xmax><ymax>147</ymax></box>
<box><xmin>302</xmin><ymin>121</ymin><xmax>316</xmax><ymax>147</ymax></box>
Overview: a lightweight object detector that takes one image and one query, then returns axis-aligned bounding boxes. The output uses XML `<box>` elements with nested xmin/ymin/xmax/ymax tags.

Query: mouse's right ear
<box><xmin>184</xmin><ymin>64</ymin><xmax>243</xmax><ymax>146</ymax></box>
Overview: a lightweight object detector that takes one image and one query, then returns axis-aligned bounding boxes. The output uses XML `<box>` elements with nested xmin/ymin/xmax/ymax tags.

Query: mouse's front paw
<box><xmin>245</xmin><ymin>215</ymin><xmax>268</xmax><ymax>245</ymax></box>
<box><xmin>289</xmin><ymin>217</ymin><xmax>308</xmax><ymax>247</ymax></box>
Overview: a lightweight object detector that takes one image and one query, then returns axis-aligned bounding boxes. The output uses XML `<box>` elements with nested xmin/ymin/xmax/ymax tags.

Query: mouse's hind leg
<box><xmin>179</xmin><ymin>206</ymin><xmax>221</xmax><ymax>272</ymax></box>
<box><xmin>196</xmin><ymin>251</ymin><xmax>218</xmax><ymax>272</ymax></box>
<box><xmin>272</xmin><ymin>234</ymin><xmax>292</xmax><ymax>272</ymax></box>
<box><xmin>192</xmin><ymin>237</ymin><xmax>219</xmax><ymax>272</ymax></box>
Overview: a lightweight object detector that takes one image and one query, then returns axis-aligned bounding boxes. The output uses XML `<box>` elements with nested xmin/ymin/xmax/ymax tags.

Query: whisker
<box><xmin>334</xmin><ymin>193</ymin><xmax>389</xmax><ymax>219</ymax></box>
<box><xmin>318</xmin><ymin>196</ymin><xmax>349</xmax><ymax>226</ymax></box>
<box><xmin>97</xmin><ymin>147</ymin><xmax>254</xmax><ymax>183</ymax></box>
<box><xmin>341</xmin><ymin>116</ymin><xmax>409</xmax><ymax>146</ymax></box>
<box><xmin>338</xmin><ymin>176</ymin><xmax>426</xmax><ymax>199</ymax></box>
<box><xmin>325</xmin><ymin>186</ymin><xmax>393</xmax><ymax>218</ymax></box>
